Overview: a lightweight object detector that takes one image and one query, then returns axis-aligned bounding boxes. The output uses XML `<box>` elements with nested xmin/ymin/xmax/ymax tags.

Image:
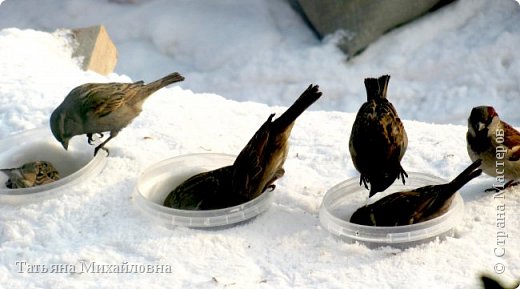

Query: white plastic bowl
<box><xmin>133</xmin><ymin>153</ymin><xmax>274</xmax><ymax>229</ymax></box>
<box><xmin>0</xmin><ymin>128</ymin><xmax>107</xmax><ymax>203</ymax></box>
<box><xmin>319</xmin><ymin>172</ymin><xmax>464</xmax><ymax>248</ymax></box>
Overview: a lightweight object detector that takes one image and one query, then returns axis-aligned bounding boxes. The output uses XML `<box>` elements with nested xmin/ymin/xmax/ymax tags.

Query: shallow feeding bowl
<box><xmin>0</xmin><ymin>128</ymin><xmax>107</xmax><ymax>203</ymax></box>
<box><xmin>319</xmin><ymin>172</ymin><xmax>464</xmax><ymax>249</ymax></box>
<box><xmin>133</xmin><ymin>153</ymin><xmax>274</xmax><ymax>229</ymax></box>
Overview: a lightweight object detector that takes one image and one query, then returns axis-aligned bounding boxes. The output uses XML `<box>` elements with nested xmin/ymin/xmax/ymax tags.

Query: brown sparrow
<box><xmin>467</xmin><ymin>106</ymin><xmax>520</xmax><ymax>190</ymax></box>
<box><xmin>1</xmin><ymin>160</ymin><xmax>60</xmax><ymax>189</ymax></box>
<box><xmin>50</xmin><ymin>72</ymin><xmax>185</xmax><ymax>155</ymax></box>
<box><xmin>350</xmin><ymin>159</ymin><xmax>482</xmax><ymax>226</ymax></box>
<box><xmin>349</xmin><ymin>75</ymin><xmax>408</xmax><ymax>198</ymax></box>
<box><xmin>164</xmin><ymin>84</ymin><xmax>322</xmax><ymax>210</ymax></box>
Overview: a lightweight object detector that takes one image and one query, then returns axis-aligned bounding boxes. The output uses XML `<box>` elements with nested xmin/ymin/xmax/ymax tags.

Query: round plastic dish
<box><xmin>319</xmin><ymin>172</ymin><xmax>464</xmax><ymax>248</ymax></box>
<box><xmin>0</xmin><ymin>128</ymin><xmax>107</xmax><ymax>203</ymax></box>
<box><xmin>133</xmin><ymin>153</ymin><xmax>274</xmax><ymax>229</ymax></box>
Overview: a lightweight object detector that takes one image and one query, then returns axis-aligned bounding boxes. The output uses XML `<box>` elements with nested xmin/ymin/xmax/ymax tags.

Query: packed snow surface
<box><xmin>0</xmin><ymin>0</ymin><xmax>519</xmax><ymax>288</ymax></box>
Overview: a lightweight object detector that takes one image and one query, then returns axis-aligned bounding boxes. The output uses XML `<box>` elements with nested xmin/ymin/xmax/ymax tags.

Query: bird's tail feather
<box><xmin>364</xmin><ymin>75</ymin><xmax>390</xmax><ymax>101</ymax></box>
<box><xmin>447</xmin><ymin>159</ymin><xmax>482</xmax><ymax>193</ymax></box>
<box><xmin>273</xmin><ymin>84</ymin><xmax>322</xmax><ymax>130</ymax></box>
<box><xmin>0</xmin><ymin>168</ymin><xmax>15</xmax><ymax>177</ymax></box>
<box><xmin>145</xmin><ymin>72</ymin><xmax>185</xmax><ymax>93</ymax></box>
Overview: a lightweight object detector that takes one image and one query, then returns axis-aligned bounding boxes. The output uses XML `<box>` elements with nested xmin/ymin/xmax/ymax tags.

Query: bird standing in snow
<box><xmin>50</xmin><ymin>72</ymin><xmax>185</xmax><ymax>155</ymax></box>
<box><xmin>164</xmin><ymin>84</ymin><xmax>323</xmax><ymax>210</ymax></box>
<box><xmin>350</xmin><ymin>159</ymin><xmax>482</xmax><ymax>226</ymax></box>
<box><xmin>1</xmin><ymin>160</ymin><xmax>60</xmax><ymax>189</ymax></box>
<box><xmin>349</xmin><ymin>75</ymin><xmax>408</xmax><ymax>198</ymax></box>
<box><xmin>467</xmin><ymin>106</ymin><xmax>520</xmax><ymax>190</ymax></box>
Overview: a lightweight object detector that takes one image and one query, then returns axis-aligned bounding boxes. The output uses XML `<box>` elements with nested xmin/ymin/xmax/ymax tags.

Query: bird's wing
<box><xmin>500</xmin><ymin>121</ymin><xmax>520</xmax><ymax>161</ymax></box>
<box><xmin>372</xmin><ymin>191</ymin><xmax>418</xmax><ymax>209</ymax></box>
<box><xmin>165</xmin><ymin>166</ymin><xmax>234</xmax><ymax>210</ymax></box>
<box><xmin>367</xmin><ymin>191</ymin><xmax>420</xmax><ymax>225</ymax></box>
<box><xmin>407</xmin><ymin>192</ymin><xmax>439</xmax><ymax>222</ymax></box>
<box><xmin>79</xmin><ymin>82</ymin><xmax>144</xmax><ymax>118</ymax></box>
<box><xmin>379</xmin><ymin>102</ymin><xmax>407</xmax><ymax>161</ymax></box>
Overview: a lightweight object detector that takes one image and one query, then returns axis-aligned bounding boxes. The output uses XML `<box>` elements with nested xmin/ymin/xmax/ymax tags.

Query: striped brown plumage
<box><xmin>349</xmin><ymin>75</ymin><xmax>408</xmax><ymax>198</ymax></box>
<box><xmin>164</xmin><ymin>85</ymin><xmax>322</xmax><ymax>210</ymax></box>
<box><xmin>350</xmin><ymin>159</ymin><xmax>482</xmax><ymax>226</ymax></box>
<box><xmin>1</xmin><ymin>161</ymin><xmax>60</xmax><ymax>189</ymax></box>
<box><xmin>50</xmin><ymin>72</ymin><xmax>185</xmax><ymax>155</ymax></box>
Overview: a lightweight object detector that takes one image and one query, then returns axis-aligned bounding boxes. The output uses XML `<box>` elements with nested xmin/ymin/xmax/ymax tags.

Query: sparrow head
<box><xmin>349</xmin><ymin>205</ymin><xmax>373</xmax><ymax>226</ymax></box>
<box><xmin>50</xmin><ymin>109</ymin><xmax>71</xmax><ymax>150</ymax></box>
<box><xmin>368</xmin><ymin>170</ymin><xmax>401</xmax><ymax>197</ymax></box>
<box><xmin>468</xmin><ymin>106</ymin><xmax>500</xmax><ymax>136</ymax></box>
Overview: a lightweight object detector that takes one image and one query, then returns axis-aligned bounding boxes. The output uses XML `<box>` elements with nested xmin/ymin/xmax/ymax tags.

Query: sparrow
<box><xmin>50</xmin><ymin>72</ymin><xmax>185</xmax><ymax>155</ymax></box>
<box><xmin>164</xmin><ymin>84</ymin><xmax>323</xmax><ymax>210</ymax></box>
<box><xmin>467</xmin><ymin>106</ymin><xmax>520</xmax><ymax>190</ymax></box>
<box><xmin>481</xmin><ymin>274</ymin><xmax>520</xmax><ymax>289</ymax></box>
<box><xmin>1</xmin><ymin>160</ymin><xmax>60</xmax><ymax>189</ymax></box>
<box><xmin>349</xmin><ymin>75</ymin><xmax>408</xmax><ymax>198</ymax></box>
<box><xmin>350</xmin><ymin>159</ymin><xmax>482</xmax><ymax>226</ymax></box>
<box><xmin>162</xmin><ymin>165</ymin><xmax>242</xmax><ymax>210</ymax></box>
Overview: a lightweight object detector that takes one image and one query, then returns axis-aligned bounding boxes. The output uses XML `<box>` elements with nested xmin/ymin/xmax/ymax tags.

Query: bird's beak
<box><xmin>477</xmin><ymin>122</ymin><xmax>486</xmax><ymax>131</ymax></box>
<box><xmin>61</xmin><ymin>140</ymin><xmax>69</xmax><ymax>150</ymax></box>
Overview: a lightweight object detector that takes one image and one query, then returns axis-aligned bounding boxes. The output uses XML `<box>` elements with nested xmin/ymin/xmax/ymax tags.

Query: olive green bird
<box><xmin>1</xmin><ymin>161</ymin><xmax>60</xmax><ymax>189</ymax></box>
<box><xmin>164</xmin><ymin>84</ymin><xmax>323</xmax><ymax>210</ymax></box>
<box><xmin>50</xmin><ymin>72</ymin><xmax>185</xmax><ymax>155</ymax></box>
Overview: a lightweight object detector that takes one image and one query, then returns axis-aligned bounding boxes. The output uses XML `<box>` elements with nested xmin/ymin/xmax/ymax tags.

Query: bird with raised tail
<box><xmin>50</xmin><ymin>72</ymin><xmax>185</xmax><ymax>155</ymax></box>
<box><xmin>164</xmin><ymin>84</ymin><xmax>323</xmax><ymax>210</ymax></box>
<box><xmin>349</xmin><ymin>75</ymin><xmax>408</xmax><ymax>198</ymax></box>
<box><xmin>350</xmin><ymin>159</ymin><xmax>482</xmax><ymax>226</ymax></box>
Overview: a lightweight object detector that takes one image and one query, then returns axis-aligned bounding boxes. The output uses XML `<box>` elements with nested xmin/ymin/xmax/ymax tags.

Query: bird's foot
<box><xmin>397</xmin><ymin>167</ymin><xmax>408</xmax><ymax>185</ymax></box>
<box><xmin>360</xmin><ymin>176</ymin><xmax>369</xmax><ymax>190</ymax></box>
<box><xmin>94</xmin><ymin>146</ymin><xmax>109</xmax><ymax>156</ymax></box>
<box><xmin>87</xmin><ymin>133</ymin><xmax>94</xmax><ymax>145</ymax></box>
<box><xmin>485</xmin><ymin>179</ymin><xmax>519</xmax><ymax>192</ymax></box>
<box><xmin>88</xmin><ymin>133</ymin><xmax>105</xmax><ymax>145</ymax></box>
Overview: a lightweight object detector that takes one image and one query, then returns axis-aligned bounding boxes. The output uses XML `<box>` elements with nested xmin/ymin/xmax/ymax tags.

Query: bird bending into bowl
<box><xmin>50</xmin><ymin>72</ymin><xmax>185</xmax><ymax>155</ymax></box>
<box><xmin>164</xmin><ymin>84</ymin><xmax>323</xmax><ymax>210</ymax></box>
<box><xmin>349</xmin><ymin>75</ymin><xmax>408</xmax><ymax>198</ymax></box>
<box><xmin>1</xmin><ymin>160</ymin><xmax>60</xmax><ymax>189</ymax></box>
<box><xmin>350</xmin><ymin>159</ymin><xmax>482</xmax><ymax>226</ymax></box>
<box><xmin>467</xmin><ymin>106</ymin><xmax>520</xmax><ymax>191</ymax></box>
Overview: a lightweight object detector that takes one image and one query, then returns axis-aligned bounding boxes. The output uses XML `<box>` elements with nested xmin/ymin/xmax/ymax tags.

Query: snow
<box><xmin>0</xmin><ymin>0</ymin><xmax>519</xmax><ymax>288</ymax></box>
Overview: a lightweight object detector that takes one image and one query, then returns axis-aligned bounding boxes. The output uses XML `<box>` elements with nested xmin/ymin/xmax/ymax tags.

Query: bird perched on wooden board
<box><xmin>467</xmin><ymin>106</ymin><xmax>520</xmax><ymax>191</ymax></box>
<box><xmin>350</xmin><ymin>159</ymin><xmax>482</xmax><ymax>226</ymax></box>
<box><xmin>164</xmin><ymin>84</ymin><xmax>322</xmax><ymax>210</ymax></box>
<box><xmin>349</xmin><ymin>75</ymin><xmax>408</xmax><ymax>198</ymax></box>
<box><xmin>1</xmin><ymin>160</ymin><xmax>60</xmax><ymax>189</ymax></box>
<box><xmin>50</xmin><ymin>72</ymin><xmax>185</xmax><ymax>155</ymax></box>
